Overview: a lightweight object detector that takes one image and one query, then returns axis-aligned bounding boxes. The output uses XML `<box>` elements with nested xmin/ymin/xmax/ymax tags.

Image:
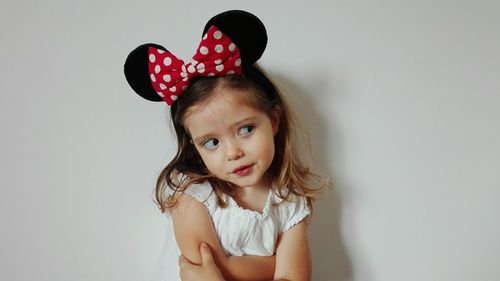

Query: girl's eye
<box><xmin>202</xmin><ymin>138</ymin><xmax>219</xmax><ymax>150</ymax></box>
<box><xmin>238</xmin><ymin>125</ymin><xmax>254</xmax><ymax>136</ymax></box>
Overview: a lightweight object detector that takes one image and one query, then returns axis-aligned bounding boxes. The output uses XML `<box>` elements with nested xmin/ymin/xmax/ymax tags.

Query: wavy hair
<box><xmin>155</xmin><ymin>64</ymin><xmax>330</xmax><ymax>213</ymax></box>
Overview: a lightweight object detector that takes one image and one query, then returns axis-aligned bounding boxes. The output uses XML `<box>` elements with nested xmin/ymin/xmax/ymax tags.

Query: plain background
<box><xmin>1</xmin><ymin>1</ymin><xmax>499</xmax><ymax>280</ymax></box>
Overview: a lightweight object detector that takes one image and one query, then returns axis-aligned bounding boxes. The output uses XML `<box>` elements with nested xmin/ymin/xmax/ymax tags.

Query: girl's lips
<box><xmin>232</xmin><ymin>164</ymin><xmax>254</xmax><ymax>176</ymax></box>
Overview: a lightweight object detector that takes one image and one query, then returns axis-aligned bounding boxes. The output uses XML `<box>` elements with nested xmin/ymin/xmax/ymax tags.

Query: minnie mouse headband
<box><xmin>124</xmin><ymin>10</ymin><xmax>268</xmax><ymax>105</ymax></box>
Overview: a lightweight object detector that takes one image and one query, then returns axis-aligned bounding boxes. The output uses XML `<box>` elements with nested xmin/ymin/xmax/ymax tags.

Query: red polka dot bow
<box><xmin>147</xmin><ymin>26</ymin><xmax>242</xmax><ymax>105</ymax></box>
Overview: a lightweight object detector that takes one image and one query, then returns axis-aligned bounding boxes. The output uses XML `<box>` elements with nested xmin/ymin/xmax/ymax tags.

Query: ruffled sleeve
<box><xmin>165</xmin><ymin>181</ymin><xmax>217</xmax><ymax>219</ymax></box>
<box><xmin>277</xmin><ymin>193</ymin><xmax>311</xmax><ymax>233</ymax></box>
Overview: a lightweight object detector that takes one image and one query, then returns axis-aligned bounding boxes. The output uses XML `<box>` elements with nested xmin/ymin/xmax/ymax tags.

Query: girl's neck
<box><xmin>232</xmin><ymin>187</ymin><xmax>270</xmax><ymax>214</ymax></box>
<box><xmin>232</xmin><ymin>177</ymin><xmax>272</xmax><ymax>213</ymax></box>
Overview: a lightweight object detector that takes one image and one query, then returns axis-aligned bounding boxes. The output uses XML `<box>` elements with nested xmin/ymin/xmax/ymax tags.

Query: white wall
<box><xmin>1</xmin><ymin>1</ymin><xmax>499</xmax><ymax>280</ymax></box>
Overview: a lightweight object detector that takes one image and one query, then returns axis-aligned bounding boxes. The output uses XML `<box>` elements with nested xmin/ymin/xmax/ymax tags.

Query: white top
<box><xmin>151</xmin><ymin>181</ymin><xmax>310</xmax><ymax>281</ymax></box>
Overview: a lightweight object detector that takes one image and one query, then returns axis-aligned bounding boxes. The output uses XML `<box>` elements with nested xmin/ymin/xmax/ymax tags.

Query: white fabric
<box><xmin>151</xmin><ymin>181</ymin><xmax>310</xmax><ymax>281</ymax></box>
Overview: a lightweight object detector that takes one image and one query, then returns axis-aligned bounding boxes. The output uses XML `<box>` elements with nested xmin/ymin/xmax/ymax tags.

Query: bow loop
<box><xmin>148</xmin><ymin>48</ymin><xmax>189</xmax><ymax>103</ymax></box>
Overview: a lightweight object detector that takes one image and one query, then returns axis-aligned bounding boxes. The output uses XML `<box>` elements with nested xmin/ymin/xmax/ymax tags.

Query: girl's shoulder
<box><xmin>270</xmin><ymin>188</ymin><xmax>311</xmax><ymax>233</ymax></box>
<box><xmin>166</xmin><ymin>179</ymin><xmax>218</xmax><ymax>218</ymax></box>
<box><xmin>169</xmin><ymin>173</ymin><xmax>214</xmax><ymax>201</ymax></box>
<box><xmin>182</xmin><ymin>180</ymin><xmax>215</xmax><ymax>202</ymax></box>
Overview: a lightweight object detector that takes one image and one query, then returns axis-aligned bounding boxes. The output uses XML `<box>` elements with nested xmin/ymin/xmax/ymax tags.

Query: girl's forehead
<box><xmin>186</xmin><ymin>87</ymin><xmax>261</xmax><ymax>117</ymax></box>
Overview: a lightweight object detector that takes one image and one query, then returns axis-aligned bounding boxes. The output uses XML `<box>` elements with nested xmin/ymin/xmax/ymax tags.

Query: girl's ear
<box><xmin>271</xmin><ymin>106</ymin><xmax>281</xmax><ymax>136</ymax></box>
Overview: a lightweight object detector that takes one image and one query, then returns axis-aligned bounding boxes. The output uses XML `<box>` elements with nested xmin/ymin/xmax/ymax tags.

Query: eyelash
<box><xmin>238</xmin><ymin>125</ymin><xmax>255</xmax><ymax>136</ymax></box>
<box><xmin>200</xmin><ymin>124</ymin><xmax>255</xmax><ymax>150</ymax></box>
<box><xmin>201</xmin><ymin>138</ymin><xmax>219</xmax><ymax>150</ymax></box>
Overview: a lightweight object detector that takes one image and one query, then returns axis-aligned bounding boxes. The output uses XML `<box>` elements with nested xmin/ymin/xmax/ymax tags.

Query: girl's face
<box><xmin>183</xmin><ymin>88</ymin><xmax>279</xmax><ymax>191</ymax></box>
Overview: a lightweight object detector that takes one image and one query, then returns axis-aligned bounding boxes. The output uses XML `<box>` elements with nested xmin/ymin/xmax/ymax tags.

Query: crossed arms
<box><xmin>171</xmin><ymin>193</ymin><xmax>311</xmax><ymax>281</ymax></box>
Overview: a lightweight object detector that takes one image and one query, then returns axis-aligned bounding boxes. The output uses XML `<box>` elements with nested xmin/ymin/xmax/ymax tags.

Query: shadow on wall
<box><xmin>271</xmin><ymin>71</ymin><xmax>352</xmax><ymax>281</ymax></box>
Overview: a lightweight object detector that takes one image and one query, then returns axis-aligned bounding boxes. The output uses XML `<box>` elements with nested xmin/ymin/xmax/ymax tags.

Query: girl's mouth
<box><xmin>232</xmin><ymin>164</ymin><xmax>254</xmax><ymax>176</ymax></box>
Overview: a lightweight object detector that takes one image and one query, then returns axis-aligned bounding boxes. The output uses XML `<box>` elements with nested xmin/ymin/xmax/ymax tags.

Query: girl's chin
<box><xmin>229</xmin><ymin>178</ymin><xmax>269</xmax><ymax>190</ymax></box>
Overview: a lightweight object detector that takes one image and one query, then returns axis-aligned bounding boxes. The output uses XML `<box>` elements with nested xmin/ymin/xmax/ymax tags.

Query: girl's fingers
<box><xmin>179</xmin><ymin>255</ymin><xmax>190</xmax><ymax>268</ymax></box>
<box><xmin>200</xmin><ymin>243</ymin><xmax>214</xmax><ymax>265</ymax></box>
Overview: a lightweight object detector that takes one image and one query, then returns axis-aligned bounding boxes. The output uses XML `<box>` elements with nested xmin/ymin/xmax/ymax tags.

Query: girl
<box><xmin>124</xmin><ymin>10</ymin><xmax>329</xmax><ymax>281</ymax></box>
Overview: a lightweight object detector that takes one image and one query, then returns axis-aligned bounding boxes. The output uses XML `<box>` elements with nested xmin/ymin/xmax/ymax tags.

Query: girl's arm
<box><xmin>179</xmin><ymin>243</ymin><xmax>225</xmax><ymax>281</ymax></box>
<box><xmin>179</xmin><ymin>236</ymin><xmax>308</xmax><ymax>281</ymax></box>
<box><xmin>171</xmin><ymin>193</ymin><xmax>275</xmax><ymax>281</ymax></box>
<box><xmin>273</xmin><ymin>220</ymin><xmax>311</xmax><ymax>281</ymax></box>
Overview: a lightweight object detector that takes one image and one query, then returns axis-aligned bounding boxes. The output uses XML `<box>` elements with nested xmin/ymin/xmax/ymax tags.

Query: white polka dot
<box><xmin>203</xmin><ymin>33</ymin><xmax>208</xmax><ymax>40</ymax></box>
<box><xmin>157</xmin><ymin>49</ymin><xmax>165</xmax><ymax>54</ymax></box>
<box><xmin>154</xmin><ymin>65</ymin><xmax>161</xmax><ymax>73</ymax></box>
<box><xmin>182</xmin><ymin>85</ymin><xmax>187</xmax><ymax>90</ymax></box>
<box><xmin>200</xmin><ymin>46</ymin><xmax>209</xmax><ymax>55</ymax></box>
<box><xmin>157</xmin><ymin>91</ymin><xmax>165</xmax><ymax>97</ymax></box>
<box><xmin>149</xmin><ymin>54</ymin><xmax>156</xmax><ymax>63</ymax></box>
<box><xmin>188</xmin><ymin>65</ymin><xmax>196</xmax><ymax>73</ymax></box>
<box><xmin>163</xmin><ymin>74</ymin><xmax>171</xmax><ymax>82</ymax></box>
<box><xmin>228</xmin><ymin>43</ymin><xmax>236</xmax><ymax>52</ymax></box>
<box><xmin>163</xmin><ymin>57</ymin><xmax>172</xmax><ymax>66</ymax></box>
<box><xmin>235</xmin><ymin>58</ymin><xmax>242</xmax><ymax>67</ymax></box>
<box><xmin>216</xmin><ymin>64</ymin><xmax>224</xmax><ymax>72</ymax></box>
<box><xmin>208</xmin><ymin>73</ymin><xmax>215</xmax><ymax>76</ymax></box>
<box><xmin>213</xmin><ymin>31</ymin><xmax>222</xmax><ymax>39</ymax></box>
<box><xmin>150</xmin><ymin>74</ymin><xmax>156</xmax><ymax>82</ymax></box>
<box><xmin>182</xmin><ymin>65</ymin><xmax>186</xmax><ymax>73</ymax></box>
<box><xmin>183</xmin><ymin>76</ymin><xmax>188</xmax><ymax>81</ymax></box>
<box><xmin>191</xmin><ymin>60</ymin><xmax>198</xmax><ymax>65</ymax></box>
<box><xmin>215</xmin><ymin>44</ymin><xmax>223</xmax><ymax>53</ymax></box>
<box><xmin>159</xmin><ymin>83</ymin><xmax>167</xmax><ymax>90</ymax></box>
<box><xmin>215</xmin><ymin>59</ymin><xmax>222</xmax><ymax>65</ymax></box>
<box><xmin>171</xmin><ymin>94</ymin><xmax>178</xmax><ymax>100</ymax></box>
<box><xmin>227</xmin><ymin>70</ymin><xmax>235</xmax><ymax>75</ymax></box>
<box><xmin>181</xmin><ymin>71</ymin><xmax>187</xmax><ymax>78</ymax></box>
<box><xmin>170</xmin><ymin>86</ymin><xmax>177</xmax><ymax>92</ymax></box>
<box><xmin>196</xmin><ymin>63</ymin><xmax>205</xmax><ymax>70</ymax></box>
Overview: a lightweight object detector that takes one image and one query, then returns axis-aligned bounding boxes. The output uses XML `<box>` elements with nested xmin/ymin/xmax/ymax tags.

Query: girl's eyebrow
<box><xmin>231</xmin><ymin>116</ymin><xmax>259</xmax><ymax>129</ymax></box>
<box><xmin>192</xmin><ymin>132</ymin><xmax>214</xmax><ymax>144</ymax></box>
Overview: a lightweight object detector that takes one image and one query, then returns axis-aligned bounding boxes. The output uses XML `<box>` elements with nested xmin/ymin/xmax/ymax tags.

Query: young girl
<box><xmin>124</xmin><ymin>10</ymin><xmax>329</xmax><ymax>281</ymax></box>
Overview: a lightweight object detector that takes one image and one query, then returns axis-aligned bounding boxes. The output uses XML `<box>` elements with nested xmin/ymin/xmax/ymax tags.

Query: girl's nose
<box><xmin>226</xmin><ymin>141</ymin><xmax>244</xmax><ymax>161</ymax></box>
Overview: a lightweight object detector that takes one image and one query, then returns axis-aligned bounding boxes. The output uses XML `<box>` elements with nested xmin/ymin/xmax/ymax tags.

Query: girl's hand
<box><xmin>179</xmin><ymin>242</ymin><xmax>225</xmax><ymax>281</ymax></box>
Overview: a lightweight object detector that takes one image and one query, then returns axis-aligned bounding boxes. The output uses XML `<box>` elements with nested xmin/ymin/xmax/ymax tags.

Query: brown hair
<box><xmin>155</xmin><ymin>64</ymin><xmax>330</xmax><ymax>212</ymax></box>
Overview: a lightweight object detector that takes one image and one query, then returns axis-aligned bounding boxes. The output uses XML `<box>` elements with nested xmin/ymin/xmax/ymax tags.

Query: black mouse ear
<box><xmin>124</xmin><ymin>43</ymin><xmax>166</xmax><ymax>102</ymax></box>
<box><xmin>202</xmin><ymin>10</ymin><xmax>267</xmax><ymax>66</ymax></box>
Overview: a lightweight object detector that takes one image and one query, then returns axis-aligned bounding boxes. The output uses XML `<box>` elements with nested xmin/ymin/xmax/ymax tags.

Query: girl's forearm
<box><xmin>219</xmin><ymin>255</ymin><xmax>275</xmax><ymax>281</ymax></box>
